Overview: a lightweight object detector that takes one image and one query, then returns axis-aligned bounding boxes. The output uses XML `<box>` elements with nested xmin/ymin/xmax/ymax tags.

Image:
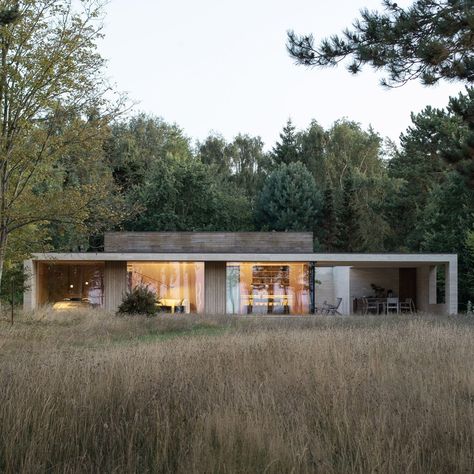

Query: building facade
<box><xmin>23</xmin><ymin>232</ymin><xmax>458</xmax><ymax>315</ymax></box>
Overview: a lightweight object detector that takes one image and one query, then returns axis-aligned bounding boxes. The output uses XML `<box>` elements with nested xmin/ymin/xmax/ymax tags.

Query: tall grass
<box><xmin>1</xmin><ymin>310</ymin><xmax>474</xmax><ymax>473</ymax></box>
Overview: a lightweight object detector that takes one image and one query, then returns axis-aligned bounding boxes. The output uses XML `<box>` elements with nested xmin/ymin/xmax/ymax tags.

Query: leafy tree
<box><xmin>256</xmin><ymin>162</ymin><xmax>323</xmax><ymax>233</ymax></box>
<box><xmin>227</xmin><ymin>134</ymin><xmax>270</xmax><ymax>199</ymax></box>
<box><xmin>319</xmin><ymin>186</ymin><xmax>338</xmax><ymax>251</ymax></box>
<box><xmin>197</xmin><ymin>134</ymin><xmax>233</xmax><ymax>176</ymax></box>
<box><xmin>297</xmin><ymin>120</ymin><xmax>326</xmax><ymax>185</ymax></box>
<box><xmin>126</xmin><ymin>156</ymin><xmax>253</xmax><ymax>232</ymax></box>
<box><xmin>336</xmin><ymin>175</ymin><xmax>361</xmax><ymax>252</ymax></box>
<box><xmin>324</xmin><ymin>120</ymin><xmax>384</xmax><ymax>188</ymax></box>
<box><xmin>287</xmin><ymin>0</ymin><xmax>474</xmax><ymax>87</ymax></box>
<box><xmin>106</xmin><ymin>114</ymin><xmax>191</xmax><ymax>190</ymax></box>
<box><xmin>0</xmin><ymin>0</ymin><xmax>123</xmax><ymax>286</ymax></box>
<box><xmin>272</xmin><ymin>119</ymin><xmax>299</xmax><ymax>165</ymax></box>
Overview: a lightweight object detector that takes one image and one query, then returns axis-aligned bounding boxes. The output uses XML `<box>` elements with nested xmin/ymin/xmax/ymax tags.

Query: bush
<box><xmin>117</xmin><ymin>285</ymin><xmax>158</xmax><ymax>316</ymax></box>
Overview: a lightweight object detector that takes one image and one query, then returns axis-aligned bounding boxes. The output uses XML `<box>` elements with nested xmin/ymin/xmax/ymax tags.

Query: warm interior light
<box><xmin>85</xmin><ymin>281</ymin><xmax>89</xmax><ymax>285</ymax></box>
<box><xmin>70</xmin><ymin>284</ymin><xmax>74</xmax><ymax>289</ymax></box>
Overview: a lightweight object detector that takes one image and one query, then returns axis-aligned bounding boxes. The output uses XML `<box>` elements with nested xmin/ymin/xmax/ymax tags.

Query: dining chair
<box><xmin>363</xmin><ymin>297</ymin><xmax>379</xmax><ymax>315</ymax></box>
<box><xmin>386</xmin><ymin>297</ymin><xmax>399</xmax><ymax>314</ymax></box>
<box><xmin>400</xmin><ymin>298</ymin><xmax>415</xmax><ymax>313</ymax></box>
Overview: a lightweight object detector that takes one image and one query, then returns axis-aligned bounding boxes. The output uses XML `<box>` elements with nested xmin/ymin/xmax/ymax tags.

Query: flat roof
<box><xmin>29</xmin><ymin>252</ymin><xmax>457</xmax><ymax>267</ymax></box>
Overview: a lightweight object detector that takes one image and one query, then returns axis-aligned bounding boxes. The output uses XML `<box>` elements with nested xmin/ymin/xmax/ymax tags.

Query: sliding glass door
<box><xmin>226</xmin><ymin>262</ymin><xmax>310</xmax><ymax>315</ymax></box>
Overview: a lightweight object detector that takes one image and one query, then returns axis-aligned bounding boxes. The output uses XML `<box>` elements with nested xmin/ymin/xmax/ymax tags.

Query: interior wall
<box><xmin>350</xmin><ymin>268</ymin><xmax>400</xmax><ymax>299</ymax></box>
<box><xmin>315</xmin><ymin>267</ymin><xmax>335</xmax><ymax>307</ymax></box>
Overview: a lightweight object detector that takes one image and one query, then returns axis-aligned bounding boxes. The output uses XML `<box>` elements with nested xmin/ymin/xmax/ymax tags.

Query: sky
<box><xmin>99</xmin><ymin>0</ymin><xmax>465</xmax><ymax>149</ymax></box>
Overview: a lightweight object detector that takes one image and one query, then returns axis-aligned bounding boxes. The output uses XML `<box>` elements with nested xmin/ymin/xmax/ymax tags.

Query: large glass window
<box><xmin>38</xmin><ymin>262</ymin><xmax>104</xmax><ymax>309</ymax></box>
<box><xmin>226</xmin><ymin>262</ymin><xmax>310</xmax><ymax>314</ymax></box>
<box><xmin>128</xmin><ymin>262</ymin><xmax>204</xmax><ymax>313</ymax></box>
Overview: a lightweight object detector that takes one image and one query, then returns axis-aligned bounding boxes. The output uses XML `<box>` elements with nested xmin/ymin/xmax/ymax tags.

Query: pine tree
<box><xmin>272</xmin><ymin>119</ymin><xmax>299</xmax><ymax>165</ymax></box>
<box><xmin>287</xmin><ymin>0</ymin><xmax>474</xmax><ymax>87</ymax></box>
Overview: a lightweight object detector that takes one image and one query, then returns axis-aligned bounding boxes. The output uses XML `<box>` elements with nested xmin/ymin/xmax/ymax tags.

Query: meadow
<box><xmin>1</xmin><ymin>309</ymin><xmax>474</xmax><ymax>473</ymax></box>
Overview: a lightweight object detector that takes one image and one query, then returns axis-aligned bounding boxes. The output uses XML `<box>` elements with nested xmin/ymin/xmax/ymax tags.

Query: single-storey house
<box><xmin>23</xmin><ymin>232</ymin><xmax>458</xmax><ymax>315</ymax></box>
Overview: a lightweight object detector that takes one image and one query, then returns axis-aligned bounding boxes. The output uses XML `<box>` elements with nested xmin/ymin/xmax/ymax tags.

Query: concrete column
<box><xmin>333</xmin><ymin>266</ymin><xmax>351</xmax><ymax>314</ymax></box>
<box><xmin>428</xmin><ymin>265</ymin><xmax>437</xmax><ymax>305</ymax></box>
<box><xmin>445</xmin><ymin>257</ymin><xmax>458</xmax><ymax>315</ymax></box>
<box><xmin>104</xmin><ymin>261</ymin><xmax>128</xmax><ymax>312</ymax></box>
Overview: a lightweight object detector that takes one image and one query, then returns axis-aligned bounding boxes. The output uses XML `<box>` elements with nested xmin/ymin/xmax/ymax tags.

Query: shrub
<box><xmin>117</xmin><ymin>285</ymin><xmax>158</xmax><ymax>316</ymax></box>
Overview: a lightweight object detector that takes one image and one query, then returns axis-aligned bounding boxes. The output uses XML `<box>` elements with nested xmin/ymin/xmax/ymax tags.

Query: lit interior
<box><xmin>38</xmin><ymin>262</ymin><xmax>104</xmax><ymax>309</ymax></box>
<box><xmin>226</xmin><ymin>262</ymin><xmax>310</xmax><ymax>314</ymax></box>
<box><xmin>128</xmin><ymin>262</ymin><xmax>204</xmax><ymax>313</ymax></box>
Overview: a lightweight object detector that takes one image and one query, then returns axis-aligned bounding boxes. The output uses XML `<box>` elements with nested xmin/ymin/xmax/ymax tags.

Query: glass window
<box><xmin>128</xmin><ymin>262</ymin><xmax>204</xmax><ymax>314</ymax></box>
<box><xmin>38</xmin><ymin>262</ymin><xmax>104</xmax><ymax>309</ymax></box>
<box><xmin>226</xmin><ymin>262</ymin><xmax>310</xmax><ymax>315</ymax></box>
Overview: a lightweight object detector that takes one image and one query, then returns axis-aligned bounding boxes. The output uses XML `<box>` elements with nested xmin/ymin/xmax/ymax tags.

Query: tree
<box><xmin>443</xmin><ymin>87</ymin><xmax>474</xmax><ymax>185</ymax></box>
<box><xmin>297</xmin><ymin>120</ymin><xmax>326</xmax><ymax>185</ymax></box>
<box><xmin>385</xmin><ymin>105</ymin><xmax>453</xmax><ymax>249</ymax></box>
<box><xmin>256</xmin><ymin>162</ymin><xmax>323</xmax><ymax>233</ymax></box>
<box><xmin>272</xmin><ymin>119</ymin><xmax>299</xmax><ymax>165</ymax></box>
<box><xmin>287</xmin><ymin>0</ymin><xmax>474</xmax><ymax>87</ymax></box>
<box><xmin>416</xmin><ymin>172</ymin><xmax>474</xmax><ymax>307</ymax></box>
<box><xmin>125</xmin><ymin>156</ymin><xmax>253</xmax><ymax>232</ymax></box>
<box><xmin>319</xmin><ymin>186</ymin><xmax>338</xmax><ymax>251</ymax></box>
<box><xmin>197</xmin><ymin>134</ymin><xmax>232</xmax><ymax>177</ymax></box>
<box><xmin>336</xmin><ymin>175</ymin><xmax>361</xmax><ymax>252</ymax></box>
<box><xmin>0</xmin><ymin>0</ymin><xmax>123</xmax><ymax>286</ymax></box>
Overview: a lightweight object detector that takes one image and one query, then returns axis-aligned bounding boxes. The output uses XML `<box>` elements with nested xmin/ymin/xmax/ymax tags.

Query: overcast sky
<box><xmin>99</xmin><ymin>0</ymin><xmax>465</xmax><ymax>148</ymax></box>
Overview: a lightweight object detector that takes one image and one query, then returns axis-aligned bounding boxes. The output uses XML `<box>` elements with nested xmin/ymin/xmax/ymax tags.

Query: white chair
<box><xmin>386</xmin><ymin>297</ymin><xmax>399</xmax><ymax>314</ymax></box>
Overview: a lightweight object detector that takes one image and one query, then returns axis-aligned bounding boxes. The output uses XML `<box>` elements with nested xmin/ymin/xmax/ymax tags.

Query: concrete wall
<box><xmin>204</xmin><ymin>262</ymin><xmax>226</xmax><ymax>314</ymax></box>
<box><xmin>104</xmin><ymin>261</ymin><xmax>128</xmax><ymax>312</ymax></box>
<box><xmin>315</xmin><ymin>267</ymin><xmax>335</xmax><ymax>307</ymax></box>
<box><xmin>333</xmin><ymin>267</ymin><xmax>351</xmax><ymax>314</ymax></box>
<box><xmin>105</xmin><ymin>232</ymin><xmax>314</xmax><ymax>253</ymax></box>
<box><xmin>416</xmin><ymin>263</ymin><xmax>458</xmax><ymax>315</ymax></box>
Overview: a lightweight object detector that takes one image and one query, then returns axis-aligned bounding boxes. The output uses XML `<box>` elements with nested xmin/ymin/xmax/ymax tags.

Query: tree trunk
<box><xmin>0</xmin><ymin>226</ymin><xmax>7</xmax><ymax>292</ymax></box>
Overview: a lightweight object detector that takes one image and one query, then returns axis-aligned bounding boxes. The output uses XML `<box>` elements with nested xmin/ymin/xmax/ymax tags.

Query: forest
<box><xmin>0</xmin><ymin>0</ymin><xmax>473</xmax><ymax>310</ymax></box>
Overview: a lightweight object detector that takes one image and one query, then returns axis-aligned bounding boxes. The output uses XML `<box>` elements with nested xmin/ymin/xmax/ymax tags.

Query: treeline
<box><xmin>3</xmin><ymin>90</ymin><xmax>474</xmax><ymax>309</ymax></box>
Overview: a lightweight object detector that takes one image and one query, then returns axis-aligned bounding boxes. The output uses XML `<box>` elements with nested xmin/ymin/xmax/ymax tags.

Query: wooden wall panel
<box><xmin>105</xmin><ymin>232</ymin><xmax>313</xmax><ymax>253</ymax></box>
<box><xmin>104</xmin><ymin>261</ymin><xmax>128</xmax><ymax>312</ymax></box>
<box><xmin>204</xmin><ymin>262</ymin><xmax>226</xmax><ymax>314</ymax></box>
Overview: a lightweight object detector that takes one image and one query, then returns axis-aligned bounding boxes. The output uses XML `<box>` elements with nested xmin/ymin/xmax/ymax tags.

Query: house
<box><xmin>23</xmin><ymin>232</ymin><xmax>458</xmax><ymax>315</ymax></box>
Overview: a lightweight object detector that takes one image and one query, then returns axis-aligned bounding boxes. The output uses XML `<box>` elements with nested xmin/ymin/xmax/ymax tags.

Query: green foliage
<box><xmin>272</xmin><ymin>119</ymin><xmax>299</xmax><ymax>165</ymax></box>
<box><xmin>256</xmin><ymin>162</ymin><xmax>323</xmax><ymax>233</ymax></box>
<box><xmin>125</xmin><ymin>155</ymin><xmax>252</xmax><ymax>232</ymax></box>
<box><xmin>287</xmin><ymin>0</ymin><xmax>474</xmax><ymax>87</ymax></box>
<box><xmin>336</xmin><ymin>175</ymin><xmax>361</xmax><ymax>252</ymax></box>
<box><xmin>117</xmin><ymin>285</ymin><xmax>159</xmax><ymax>316</ymax></box>
<box><xmin>0</xmin><ymin>0</ymin><xmax>126</xmax><ymax>287</ymax></box>
<box><xmin>320</xmin><ymin>186</ymin><xmax>338</xmax><ymax>251</ymax></box>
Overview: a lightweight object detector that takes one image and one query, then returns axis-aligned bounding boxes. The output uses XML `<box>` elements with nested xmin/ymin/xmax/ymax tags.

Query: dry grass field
<box><xmin>1</xmin><ymin>309</ymin><xmax>474</xmax><ymax>473</ymax></box>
